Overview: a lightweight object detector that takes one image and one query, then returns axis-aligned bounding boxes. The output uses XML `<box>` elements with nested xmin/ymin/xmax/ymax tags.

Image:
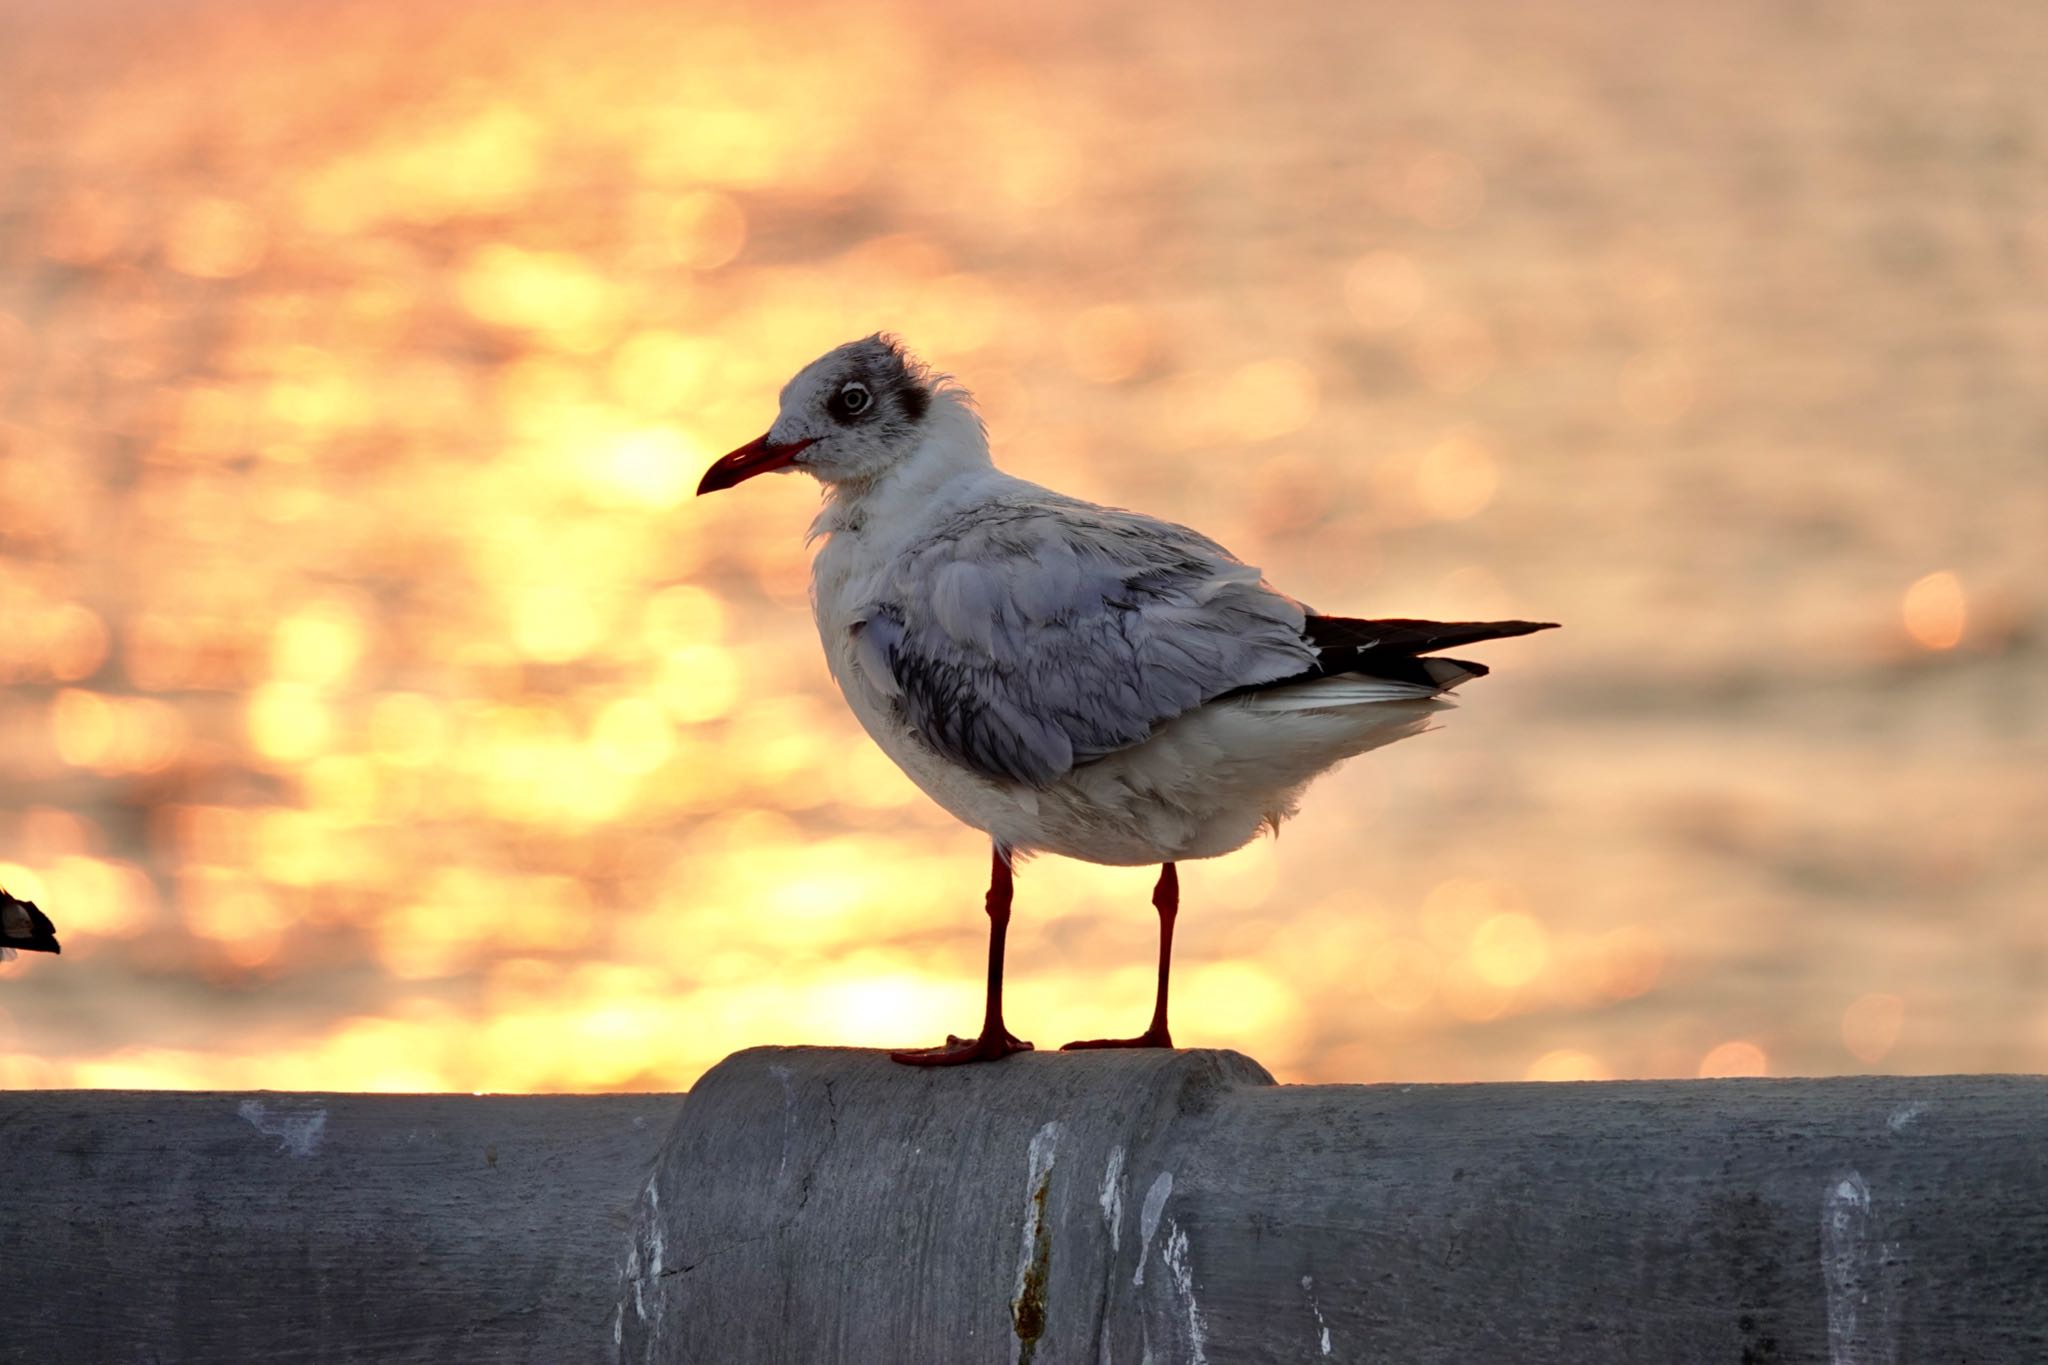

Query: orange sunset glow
<box><xmin>2</xmin><ymin>0</ymin><xmax>2043</xmax><ymax>1093</ymax></box>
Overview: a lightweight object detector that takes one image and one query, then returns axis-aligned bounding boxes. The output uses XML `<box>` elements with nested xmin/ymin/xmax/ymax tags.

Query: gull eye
<box><xmin>831</xmin><ymin>381</ymin><xmax>872</xmax><ymax>420</ymax></box>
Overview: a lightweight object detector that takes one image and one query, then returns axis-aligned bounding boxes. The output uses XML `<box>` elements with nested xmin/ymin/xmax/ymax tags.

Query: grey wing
<box><xmin>850</xmin><ymin>500</ymin><xmax>1316</xmax><ymax>786</ymax></box>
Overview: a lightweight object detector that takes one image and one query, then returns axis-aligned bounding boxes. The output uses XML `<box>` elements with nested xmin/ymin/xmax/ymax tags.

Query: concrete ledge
<box><xmin>619</xmin><ymin>1046</ymin><xmax>1274</xmax><ymax>1364</ymax></box>
<box><xmin>1</xmin><ymin>1090</ymin><xmax>679</xmax><ymax>1364</ymax></box>
<box><xmin>621</xmin><ymin>1050</ymin><xmax>2048</xmax><ymax>1364</ymax></box>
<box><xmin>8</xmin><ymin>1059</ymin><xmax>2048</xmax><ymax>1363</ymax></box>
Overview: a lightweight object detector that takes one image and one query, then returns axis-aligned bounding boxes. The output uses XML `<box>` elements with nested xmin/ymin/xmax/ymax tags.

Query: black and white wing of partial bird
<box><xmin>1</xmin><ymin>889</ymin><xmax>60</xmax><ymax>960</ymax></box>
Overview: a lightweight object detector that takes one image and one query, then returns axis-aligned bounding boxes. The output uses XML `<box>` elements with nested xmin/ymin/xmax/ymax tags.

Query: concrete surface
<box><xmin>621</xmin><ymin>1049</ymin><xmax>2048</xmax><ymax>1364</ymax></box>
<box><xmin>617</xmin><ymin>1045</ymin><xmax>1273</xmax><ymax>1364</ymax></box>
<box><xmin>8</xmin><ymin>1057</ymin><xmax>2047</xmax><ymax>1363</ymax></box>
<box><xmin>0</xmin><ymin>1090</ymin><xmax>679</xmax><ymax>1364</ymax></box>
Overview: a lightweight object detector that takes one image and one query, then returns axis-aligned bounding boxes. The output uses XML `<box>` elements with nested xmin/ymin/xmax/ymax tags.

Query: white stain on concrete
<box><xmin>1302</xmin><ymin>1274</ymin><xmax>1333</xmax><ymax>1356</ymax></box>
<box><xmin>626</xmin><ymin>1245</ymin><xmax>647</xmax><ymax>1322</ymax></box>
<box><xmin>1822</xmin><ymin>1170</ymin><xmax>1900</xmax><ymax>1365</ymax></box>
<box><xmin>1162</xmin><ymin>1221</ymin><xmax>1209</xmax><ymax>1364</ymax></box>
<box><xmin>644</xmin><ymin>1176</ymin><xmax>665</xmax><ymax>1277</ymax></box>
<box><xmin>1886</xmin><ymin>1103</ymin><xmax>1925</xmax><ymax>1134</ymax></box>
<box><xmin>770</xmin><ymin>1064</ymin><xmax>797</xmax><ymax>1183</ymax></box>
<box><xmin>236</xmin><ymin>1099</ymin><xmax>327</xmax><ymax>1157</ymax></box>
<box><xmin>1012</xmin><ymin>1121</ymin><xmax>1062</xmax><ymax>1364</ymax></box>
<box><xmin>612</xmin><ymin>1305</ymin><xmax>623</xmax><ymax>1348</ymax></box>
<box><xmin>1134</xmin><ymin>1170</ymin><xmax>1173</xmax><ymax>1287</ymax></box>
<box><xmin>1100</xmin><ymin>1145</ymin><xmax>1127</xmax><ymax>1253</ymax></box>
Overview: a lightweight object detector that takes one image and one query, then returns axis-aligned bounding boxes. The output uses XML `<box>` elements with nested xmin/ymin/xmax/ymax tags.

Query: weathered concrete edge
<box><xmin>1</xmin><ymin>1089</ymin><xmax>685</xmax><ymax>1365</ymax></box>
<box><xmin>616</xmin><ymin>1054</ymin><xmax>2048</xmax><ymax>1365</ymax></box>
<box><xmin>10</xmin><ymin>1065</ymin><xmax>2048</xmax><ymax>1365</ymax></box>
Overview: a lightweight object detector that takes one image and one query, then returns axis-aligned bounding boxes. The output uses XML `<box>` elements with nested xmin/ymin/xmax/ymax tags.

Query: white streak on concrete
<box><xmin>645</xmin><ymin>1177</ymin><xmax>666</xmax><ymax>1277</ymax></box>
<box><xmin>1886</xmin><ymin>1103</ymin><xmax>1925</xmax><ymax>1134</ymax></box>
<box><xmin>626</xmin><ymin>1246</ymin><xmax>646</xmax><ymax>1321</ymax></box>
<box><xmin>1100</xmin><ymin>1145</ymin><xmax>1127</xmax><ymax>1253</ymax></box>
<box><xmin>770</xmin><ymin>1064</ymin><xmax>797</xmax><ymax>1183</ymax></box>
<box><xmin>612</xmin><ymin>1305</ymin><xmax>623</xmax><ymax>1348</ymax></box>
<box><xmin>1134</xmin><ymin>1171</ymin><xmax>1173</xmax><ymax>1287</ymax></box>
<box><xmin>1162</xmin><ymin>1220</ymin><xmax>1209</xmax><ymax>1365</ymax></box>
<box><xmin>1822</xmin><ymin>1170</ymin><xmax>1899</xmax><ymax>1365</ymax></box>
<box><xmin>1011</xmin><ymin>1120</ymin><xmax>1062</xmax><ymax>1363</ymax></box>
<box><xmin>1302</xmin><ymin>1274</ymin><xmax>1333</xmax><ymax>1356</ymax></box>
<box><xmin>236</xmin><ymin>1099</ymin><xmax>327</xmax><ymax>1157</ymax></box>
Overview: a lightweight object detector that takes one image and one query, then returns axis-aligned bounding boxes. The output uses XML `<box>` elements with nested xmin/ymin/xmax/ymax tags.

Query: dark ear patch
<box><xmin>897</xmin><ymin>379</ymin><xmax>930</xmax><ymax>423</ymax></box>
<box><xmin>869</xmin><ymin>332</ymin><xmax>932</xmax><ymax>423</ymax></box>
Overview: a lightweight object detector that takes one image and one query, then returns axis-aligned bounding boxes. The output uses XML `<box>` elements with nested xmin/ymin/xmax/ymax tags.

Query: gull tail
<box><xmin>1232</xmin><ymin>615</ymin><xmax>1558</xmax><ymax>702</ymax></box>
<box><xmin>1242</xmin><ymin>675</ymin><xmax>1458</xmax><ymax>711</ymax></box>
<box><xmin>1191</xmin><ymin>617</ymin><xmax>1556</xmax><ymax>840</ymax></box>
<box><xmin>1302</xmin><ymin>615</ymin><xmax>1557</xmax><ymax>687</ymax></box>
<box><xmin>1</xmin><ymin>890</ymin><xmax>60</xmax><ymax>958</ymax></box>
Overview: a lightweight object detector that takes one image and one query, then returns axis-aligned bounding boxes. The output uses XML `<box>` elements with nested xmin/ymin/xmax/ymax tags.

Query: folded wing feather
<box><xmin>849</xmin><ymin>494</ymin><xmax>1317</xmax><ymax>787</ymax></box>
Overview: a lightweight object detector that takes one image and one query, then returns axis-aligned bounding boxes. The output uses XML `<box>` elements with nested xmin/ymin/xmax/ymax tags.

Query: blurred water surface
<box><xmin>1</xmin><ymin>0</ymin><xmax>2043</xmax><ymax>1090</ymax></box>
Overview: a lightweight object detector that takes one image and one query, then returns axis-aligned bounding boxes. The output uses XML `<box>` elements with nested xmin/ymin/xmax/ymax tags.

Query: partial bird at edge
<box><xmin>1</xmin><ymin>888</ymin><xmax>61</xmax><ymax>959</ymax></box>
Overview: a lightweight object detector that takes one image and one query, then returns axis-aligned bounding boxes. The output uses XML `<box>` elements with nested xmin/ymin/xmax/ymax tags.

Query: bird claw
<box><xmin>889</xmin><ymin>1030</ymin><xmax>1035</xmax><ymax>1067</ymax></box>
<box><xmin>1060</xmin><ymin>1027</ymin><xmax>1174</xmax><ymax>1051</ymax></box>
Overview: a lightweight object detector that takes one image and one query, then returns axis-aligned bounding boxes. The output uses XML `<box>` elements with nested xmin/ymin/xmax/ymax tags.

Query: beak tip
<box><xmin>694</xmin><ymin>461</ymin><xmax>741</xmax><ymax>497</ymax></box>
<box><xmin>696</xmin><ymin>432</ymin><xmax>811</xmax><ymax>498</ymax></box>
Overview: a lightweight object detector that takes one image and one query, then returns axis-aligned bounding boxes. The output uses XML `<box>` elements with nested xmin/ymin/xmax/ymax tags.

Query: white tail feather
<box><xmin>1238</xmin><ymin>676</ymin><xmax>1447</xmax><ymax>712</ymax></box>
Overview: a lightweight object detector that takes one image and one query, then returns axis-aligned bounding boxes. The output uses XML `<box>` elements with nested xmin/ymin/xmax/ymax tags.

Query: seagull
<box><xmin>698</xmin><ymin>335</ymin><xmax>1554</xmax><ymax>1066</ymax></box>
<box><xmin>1</xmin><ymin>889</ymin><xmax>60</xmax><ymax>960</ymax></box>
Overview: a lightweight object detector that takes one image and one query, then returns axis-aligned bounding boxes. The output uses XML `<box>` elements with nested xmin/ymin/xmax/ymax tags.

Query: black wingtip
<box><xmin>1247</xmin><ymin>616</ymin><xmax>1559</xmax><ymax>697</ymax></box>
<box><xmin>1302</xmin><ymin>615</ymin><xmax>1561</xmax><ymax>654</ymax></box>
<box><xmin>0</xmin><ymin>889</ymin><xmax>61</xmax><ymax>956</ymax></box>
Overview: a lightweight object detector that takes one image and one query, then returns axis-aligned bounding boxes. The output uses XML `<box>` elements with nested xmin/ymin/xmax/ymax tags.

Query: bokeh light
<box><xmin>1901</xmin><ymin>572</ymin><xmax>1967</xmax><ymax>651</ymax></box>
<box><xmin>1527</xmin><ymin>1050</ymin><xmax>1612</xmax><ymax>1083</ymax></box>
<box><xmin>1698</xmin><ymin>1042</ymin><xmax>1770</xmax><ymax>1080</ymax></box>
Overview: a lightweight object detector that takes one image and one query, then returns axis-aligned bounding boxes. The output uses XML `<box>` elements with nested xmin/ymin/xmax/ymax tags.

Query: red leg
<box><xmin>891</xmin><ymin>847</ymin><xmax>1035</xmax><ymax>1066</ymax></box>
<box><xmin>1062</xmin><ymin>863</ymin><xmax>1178</xmax><ymax>1051</ymax></box>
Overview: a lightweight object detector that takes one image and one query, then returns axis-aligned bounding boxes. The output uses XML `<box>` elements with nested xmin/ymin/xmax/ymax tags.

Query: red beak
<box><xmin>696</xmin><ymin>433</ymin><xmax>816</xmax><ymax>495</ymax></box>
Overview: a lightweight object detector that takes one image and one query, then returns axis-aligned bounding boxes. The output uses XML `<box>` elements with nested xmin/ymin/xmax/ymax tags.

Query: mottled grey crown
<box><xmin>801</xmin><ymin>333</ymin><xmax>932</xmax><ymax>427</ymax></box>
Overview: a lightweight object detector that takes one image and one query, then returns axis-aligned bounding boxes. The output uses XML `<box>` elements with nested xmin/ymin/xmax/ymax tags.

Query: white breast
<box><xmin>810</xmin><ymin>517</ymin><xmax>1041</xmax><ymax>835</ymax></box>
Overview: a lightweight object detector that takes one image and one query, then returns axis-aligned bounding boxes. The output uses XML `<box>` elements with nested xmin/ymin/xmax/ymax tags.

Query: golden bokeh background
<box><xmin>2</xmin><ymin>0</ymin><xmax>2043</xmax><ymax>1091</ymax></box>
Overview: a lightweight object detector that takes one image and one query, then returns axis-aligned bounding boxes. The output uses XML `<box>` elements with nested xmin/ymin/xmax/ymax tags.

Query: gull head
<box><xmin>698</xmin><ymin>334</ymin><xmax>942</xmax><ymax>495</ymax></box>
